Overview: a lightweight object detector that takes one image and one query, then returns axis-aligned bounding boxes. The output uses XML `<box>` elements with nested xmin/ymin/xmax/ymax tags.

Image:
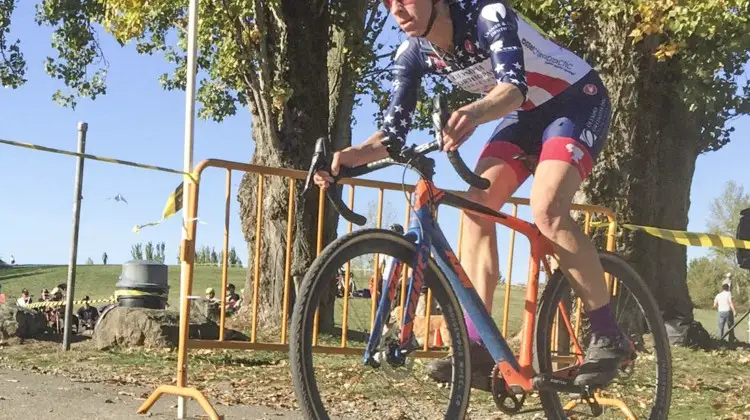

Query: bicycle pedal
<box><xmin>532</xmin><ymin>374</ymin><xmax>588</xmax><ymax>395</ymax></box>
<box><xmin>583</xmin><ymin>395</ymin><xmax>603</xmax><ymax>417</ymax></box>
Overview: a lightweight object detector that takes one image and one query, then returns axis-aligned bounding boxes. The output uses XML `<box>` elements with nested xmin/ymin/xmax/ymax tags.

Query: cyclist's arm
<box><xmin>339</xmin><ymin>39</ymin><xmax>426</xmax><ymax>167</ymax></box>
<box><xmin>462</xmin><ymin>83</ymin><xmax>524</xmax><ymax>126</ymax></box>
<box><xmin>469</xmin><ymin>1</ymin><xmax>529</xmax><ymax>123</ymax></box>
<box><xmin>338</xmin><ymin>131</ymin><xmax>390</xmax><ymax>168</ymax></box>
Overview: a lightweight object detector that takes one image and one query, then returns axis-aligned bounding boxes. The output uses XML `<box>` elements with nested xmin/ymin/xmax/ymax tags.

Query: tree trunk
<box><xmin>578</xmin><ymin>17</ymin><xmax>701</xmax><ymax>331</ymax></box>
<box><xmin>236</xmin><ymin>0</ymin><xmax>369</xmax><ymax>338</ymax></box>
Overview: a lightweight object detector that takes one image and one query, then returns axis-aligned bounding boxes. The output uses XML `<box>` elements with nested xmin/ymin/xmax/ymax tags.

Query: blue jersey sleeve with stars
<box><xmin>476</xmin><ymin>1</ymin><xmax>528</xmax><ymax>99</ymax></box>
<box><xmin>379</xmin><ymin>39</ymin><xmax>427</xmax><ymax>147</ymax></box>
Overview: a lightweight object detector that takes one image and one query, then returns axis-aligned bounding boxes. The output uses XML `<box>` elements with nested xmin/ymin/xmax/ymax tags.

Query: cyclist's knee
<box><xmin>531</xmin><ymin>198</ymin><xmax>573</xmax><ymax>240</ymax></box>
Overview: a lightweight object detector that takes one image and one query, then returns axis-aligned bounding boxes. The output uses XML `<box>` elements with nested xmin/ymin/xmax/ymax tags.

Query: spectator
<box><xmin>76</xmin><ymin>296</ymin><xmax>99</xmax><ymax>330</ymax></box>
<box><xmin>39</xmin><ymin>288</ymin><xmax>51</xmax><ymax>302</ymax></box>
<box><xmin>16</xmin><ymin>288</ymin><xmax>32</xmax><ymax>306</ymax></box>
<box><xmin>226</xmin><ymin>284</ymin><xmax>241</xmax><ymax>311</ymax></box>
<box><xmin>50</xmin><ymin>287</ymin><xmax>64</xmax><ymax>302</ymax></box>
<box><xmin>56</xmin><ymin>283</ymin><xmax>67</xmax><ymax>295</ymax></box>
<box><xmin>714</xmin><ymin>283</ymin><xmax>737</xmax><ymax>342</ymax></box>
<box><xmin>0</xmin><ymin>284</ymin><xmax>5</xmax><ymax>304</ymax></box>
<box><xmin>205</xmin><ymin>287</ymin><xmax>217</xmax><ymax>302</ymax></box>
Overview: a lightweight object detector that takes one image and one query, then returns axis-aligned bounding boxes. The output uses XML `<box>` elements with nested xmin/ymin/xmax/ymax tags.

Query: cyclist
<box><xmin>313</xmin><ymin>0</ymin><xmax>628</xmax><ymax>390</ymax></box>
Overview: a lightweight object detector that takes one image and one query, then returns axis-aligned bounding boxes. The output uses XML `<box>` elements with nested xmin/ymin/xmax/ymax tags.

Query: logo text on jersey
<box><xmin>521</xmin><ymin>38</ymin><xmax>575</xmax><ymax>74</ymax></box>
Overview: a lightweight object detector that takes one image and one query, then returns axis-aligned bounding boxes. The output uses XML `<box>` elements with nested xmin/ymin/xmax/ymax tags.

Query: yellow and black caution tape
<box><xmin>25</xmin><ymin>297</ymin><xmax>117</xmax><ymax>310</ymax></box>
<box><xmin>113</xmin><ymin>289</ymin><xmax>168</xmax><ymax>299</ymax></box>
<box><xmin>25</xmin><ymin>290</ymin><xmax>167</xmax><ymax>310</ymax></box>
<box><xmin>590</xmin><ymin>221</ymin><xmax>750</xmax><ymax>249</ymax></box>
<box><xmin>0</xmin><ymin>138</ymin><xmax>197</xmax><ymax>181</ymax></box>
<box><xmin>132</xmin><ymin>182</ymin><xmax>184</xmax><ymax>233</ymax></box>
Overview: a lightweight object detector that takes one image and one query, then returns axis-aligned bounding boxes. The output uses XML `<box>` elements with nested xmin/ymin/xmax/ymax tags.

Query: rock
<box><xmin>0</xmin><ymin>304</ymin><xmax>46</xmax><ymax>339</ymax></box>
<box><xmin>92</xmin><ymin>305</ymin><xmax>247</xmax><ymax>350</ymax></box>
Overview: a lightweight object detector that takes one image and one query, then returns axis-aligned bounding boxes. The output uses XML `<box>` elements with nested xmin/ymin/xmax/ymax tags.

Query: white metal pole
<box><xmin>179</xmin><ymin>0</ymin><xmax>199</xmax><ymax>417</ymax></box>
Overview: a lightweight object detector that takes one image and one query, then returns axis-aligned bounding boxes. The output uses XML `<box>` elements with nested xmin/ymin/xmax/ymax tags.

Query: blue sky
<box><xmin>1</xmin><ymin>3</ymin><xmax>747</xmax><ymax>286</ymax></box>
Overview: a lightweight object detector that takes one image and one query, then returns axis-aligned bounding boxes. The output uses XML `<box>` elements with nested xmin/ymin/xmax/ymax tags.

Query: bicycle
<box><xmin>290</xmin><ymin>94</ymin><xmax>672</xmax><ymax>419</ymax></box>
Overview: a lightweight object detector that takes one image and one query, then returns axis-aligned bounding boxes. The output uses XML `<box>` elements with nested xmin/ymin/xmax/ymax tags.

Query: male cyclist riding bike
<box><xmin>314</xmin><ymin>0</ymin><xmax>628</xmax><ymax>390</ymax></box>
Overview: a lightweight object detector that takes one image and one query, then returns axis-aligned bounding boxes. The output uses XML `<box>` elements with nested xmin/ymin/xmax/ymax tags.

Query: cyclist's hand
<box><xmin>442</xmin><ymin>108</ymin><xmax>478</xmax><ymax>152</ymax></box>
<box><xmin>313</xmin><ymin>151</ymin><xmax>352</xmax><ymax>190</ymax></box>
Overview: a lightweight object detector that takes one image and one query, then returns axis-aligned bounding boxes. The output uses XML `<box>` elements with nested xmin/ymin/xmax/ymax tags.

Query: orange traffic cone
<box><xmin>432</xmin><ymin>327</ymin><xmax>444</xmax><ymax>348</ymax></box>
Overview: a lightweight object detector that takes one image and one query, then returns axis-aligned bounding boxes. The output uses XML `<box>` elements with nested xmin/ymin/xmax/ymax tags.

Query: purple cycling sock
<box><xmin>464</xmin><ymin>312</ymin><xmax>482</xmax><ymax>344</ymax></box>
<box><xmin>586</xmin><ymin>303</ymin><xmax>621</xmax><ymax>337</ymax></box>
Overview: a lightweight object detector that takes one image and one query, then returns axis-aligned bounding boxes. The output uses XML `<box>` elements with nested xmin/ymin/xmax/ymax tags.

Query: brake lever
<box><xmin>303</xmin><ymin>136</ymin><xmax>328</xmax><ymax>195</ymax></box>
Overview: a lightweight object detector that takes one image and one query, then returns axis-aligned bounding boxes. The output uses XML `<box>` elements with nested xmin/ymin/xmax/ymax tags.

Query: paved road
<box><xmin>0</xmin><ymin>369</ymin><xmax>301</xmax><ymax>419</ymax></box>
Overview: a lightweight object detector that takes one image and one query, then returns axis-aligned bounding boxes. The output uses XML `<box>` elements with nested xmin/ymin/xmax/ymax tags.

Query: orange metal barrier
<box><xmin>137</xmin><ymin>158</ymin><xmax>619</xmax><ymax>419</ymax></box>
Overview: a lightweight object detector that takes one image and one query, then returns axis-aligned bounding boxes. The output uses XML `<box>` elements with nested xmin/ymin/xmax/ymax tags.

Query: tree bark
<box><xmin>578</xmin><ymin>16</ymin><xmax>701</xmax><ymax>328</ymax></box>
<box><xmin>236</xmin><ymin>1</ymin><xmax>369</xmax><ymax>337</ymax></box>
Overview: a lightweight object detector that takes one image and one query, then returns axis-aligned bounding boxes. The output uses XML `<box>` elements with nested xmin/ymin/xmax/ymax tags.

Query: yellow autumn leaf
<box><xmin>629</xmin><ymin>28</ymin><xmax>643</xmax><ymax>42</ymax></box>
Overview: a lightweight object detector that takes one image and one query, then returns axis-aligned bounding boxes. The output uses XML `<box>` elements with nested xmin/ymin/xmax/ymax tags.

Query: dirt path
<box><xmin>0</xmin><ymin>368</ymin><xmax>300</xmax><ymax>419</ymax></box>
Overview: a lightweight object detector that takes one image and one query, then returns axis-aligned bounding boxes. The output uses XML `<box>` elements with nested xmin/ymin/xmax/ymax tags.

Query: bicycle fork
<box><xmin>363</xmin><ymin>229</ymin><xmax>428</xmax><ymax>368</ymax></box>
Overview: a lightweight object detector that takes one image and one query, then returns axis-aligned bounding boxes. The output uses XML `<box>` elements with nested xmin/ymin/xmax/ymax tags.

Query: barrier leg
<box><xmin>563</xmin><ymin>394</ymin><xmax>636</xmax><ymax>420</ymax></box>
<box><xmin>137</xmin><ymin>385</ymin><xmax>223</xmax><ymax>420</ymax></box>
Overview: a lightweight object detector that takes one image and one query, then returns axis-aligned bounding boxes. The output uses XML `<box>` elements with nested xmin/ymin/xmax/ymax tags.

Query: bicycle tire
<box><xmin>289</xmin><ymin>228</ymin><xmax>471</xmax><ymax>419</ymax></box>
<box><xmin>535</xmin><ymin>251</ymin><xmax>672</xmax><ymax>419</ymax></box>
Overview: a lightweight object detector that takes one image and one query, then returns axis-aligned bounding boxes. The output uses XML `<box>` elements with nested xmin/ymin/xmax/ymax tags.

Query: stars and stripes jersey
<box><xmin>380</xmin><ymin>0</ymin><xmax>594</xmax><ymax>146</ymax></box>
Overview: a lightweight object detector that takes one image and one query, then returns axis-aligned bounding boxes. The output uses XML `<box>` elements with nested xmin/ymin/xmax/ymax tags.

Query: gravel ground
<box><xmin>0</xmin><ymin>368</ymin><xmax>302</xmax><ymax>419</ymax></box>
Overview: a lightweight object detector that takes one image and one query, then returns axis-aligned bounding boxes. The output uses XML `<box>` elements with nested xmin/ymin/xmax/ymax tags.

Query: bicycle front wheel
<box><xmin>536</xmin><ymin>251</ymin><xmax>672</xmax><ymax>419</ymax></box>
<box><xmin>289</xmin><ymin>229</ymin><xmax>471</xmax><ymax>419</ymax></box>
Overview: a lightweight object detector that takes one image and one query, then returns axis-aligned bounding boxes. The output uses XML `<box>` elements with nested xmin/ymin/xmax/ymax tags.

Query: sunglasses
<box><xmin>381</xmin><ymin>0</ymin><xmax>419</xmax><ymax>10</ymax></box>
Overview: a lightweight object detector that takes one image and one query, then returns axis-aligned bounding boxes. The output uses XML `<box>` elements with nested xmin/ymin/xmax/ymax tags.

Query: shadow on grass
<box><xmin>31</xmin><ymin>332</ymin><xmax>91</xmax><ymax>345</ymax></box>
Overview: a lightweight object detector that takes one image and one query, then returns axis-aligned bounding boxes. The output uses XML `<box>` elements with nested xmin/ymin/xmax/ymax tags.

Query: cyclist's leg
<box><xmin>530</xmin><ymin>160</ymin><xmax>610</xmax><ymax>313</ymax></box>
<box><xmin>459</xmin><ymin>113</ymin><xmax>536</xmax><ymax>334</ymax></box>
<box><xmin>529</xmin><ymin>71</ymin><xmax>627</xmax><ymax>386</ymax></box>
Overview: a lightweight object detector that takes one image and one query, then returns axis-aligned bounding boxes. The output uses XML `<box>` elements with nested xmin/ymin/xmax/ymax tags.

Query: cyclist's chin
<box><xmin>399</xmin><ymin>21</ymin><xmax>424</xmax><ymax>36</ymax></box>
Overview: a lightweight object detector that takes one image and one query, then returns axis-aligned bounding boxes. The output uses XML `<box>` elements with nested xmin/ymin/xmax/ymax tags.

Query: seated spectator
<box><xmin>16</xmin><ymin>288</ymin><xmax>32</xmax><ymax>306</ymax></box>
<box><xmin>226</xmin><ymin>283</ymin><xmax>241</xmax><ymax>311</ymax></box>
<box><xmin>76</xmin><ymin>296</ymin><xmax>99</xmax><ymax>330</ymax></box>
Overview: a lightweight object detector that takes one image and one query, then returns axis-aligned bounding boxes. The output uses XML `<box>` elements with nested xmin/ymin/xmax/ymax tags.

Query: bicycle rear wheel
<box><xmin>289</xmin><ymin>229</ymin><xmax>471</xmax><ymax>419</ymax></box>
<box><xmin>536</xmin><ymin>251</ymin><xmax>672</xmax><ymax>419</ymax></box>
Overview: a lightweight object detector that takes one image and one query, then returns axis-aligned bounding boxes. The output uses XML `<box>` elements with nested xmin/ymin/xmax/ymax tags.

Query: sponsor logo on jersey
<box><xmin>583</xmin><ymin>83</ymin><xmax>598</xmax><ymax>96</ymax></box>
<box><xmin>521</xmin><ymin>38</ymin><xmax>575</xmax><ymax>73</ymax></box>
<box><xmin>566</xmin><ymin>143</ymin><xmax>584</xmax><ymax>163</ymax></box>
<box><xmin>464</xmin><ymin>39</ymin><xmax>475</xmax><ymax>54</ymax></box>
<box><xmin>428</xmin><ymin>54</ymin><xmax>447</xmax><ymax>70</ymax></box>
<box><xmin>580</xmin><ymin>129</ymin><xmax>596</xmax><ymax>148</ymax></box>
<box><xmin>445</xmin><ymin>59</ymin><xmax>496</xmax><ymax>94</ymax></box>
<box><xmin>395</xmin><ymin>40</ymin><xmax>410</xmax><ymax>60</ymax></box>
<box><xmin>480</xmin><ymin>3</ymin><xmax>507</xmax><ymax>22</ymax></box>
<box><xmin>490</xmin><ymin>39</ymin><xmax>522</xmax><ymax>53</ymax></box>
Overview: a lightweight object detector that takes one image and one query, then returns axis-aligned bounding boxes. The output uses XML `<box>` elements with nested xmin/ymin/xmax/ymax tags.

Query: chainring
<box><xmin>490</xmin><ymin>363</ymin><xmax>526</xmax><ymax>414</ymax></box>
